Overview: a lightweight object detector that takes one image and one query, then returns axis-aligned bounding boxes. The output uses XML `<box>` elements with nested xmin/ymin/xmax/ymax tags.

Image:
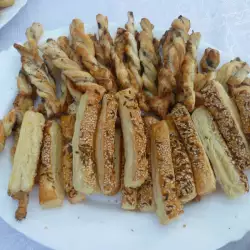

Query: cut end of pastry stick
<box><xmin>8</xmin><ymin>111</ymin><xmax>45</xmax><ymax>196</ymax></box>
<box><xmin>96</xmin><ymin>94</ymin><xmax>119</xmax><ymax>195</ymax></box>
<box><xmin>72</xmin><ymin>93</ymin><xmax>100</xmax><ymax>194</ymax></box>
<box><xmin>116</xmin><ymin>88</ymin><xmax>148</xmax><ymax>188</ymax></box>
<box><xmin>39</xmin><ymin>120</ymin><xmax>65</xmax><ymax>209</ymax></box>
<box><xmin>201</xmin><ymin>80</ymin><xmax>250</xmax><ymax>170</ymax></box>
<box><xmin>171</xmin><ymin>104</ymin><xmax>216</xmax><ymax>197</ymax></box>
<box><xmin>200</xmin><ymin>48</ymin><xmax>220</xmax><ymax>72</ymax></box>
<box><xmin>192</xmin><ymin>107</ymin><xmax>248</xmax><ymax>198</ymax></box>
<box><xmin>151</xmin><ymin>121</ymin><xmax>183</xmax><ymax>224</ymax></box>
<box><xmin>15</xmin><ymin>192</ymin><xmax>29</xmax><ymax>221</ymax></box>
<box><xmin>165</xmin><ymin>116</ymin><xmax>197</xmax><ymax>204</ymax></box>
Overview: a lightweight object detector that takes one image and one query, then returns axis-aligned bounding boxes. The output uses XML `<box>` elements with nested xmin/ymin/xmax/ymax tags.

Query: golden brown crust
<box><xmin>15</xmin><ymin>192</ymin><xmax>29</xmax><ymax>221</ymax></box>
<box><xmin>96</xmin><ymin>94</ymin><xmax>119</xmax><ymax>195</ymax></box>
<box><xmin>137</xmin><ymin>116</ymin><xmax>158</xmax><ymax>212</ymax></box>
<box><xmin>0</xmin><ymin>121</ymin><xmax>5</xmax><ymax>152</ymax></box>
<box><xmin>166</xmin><ymin>116</ymin><xmax>196</xmax><ymax>203</ymax></box>
<box><xmin>200</xmin><ymin>48</ymin><xmax>220</xmax><ymax>72</ymax></box>
<box><xmin>61</xmin><ymin>115</ymin><xmax>76</xmax><ymax>141</ymax></box>
<box><xmin>116</xmin><ymin>88</ymin><xmax>148</xmax><ymax>188</ymax></box>
<box><xmin>171</xmin><ymin>104</ymin><xmax>216</xmax><ymax>196</ymax></box>
<box><xmin>39</xmin><ymin>120</ymin><xmax>64</xmax><ymax>208</ymax></box>
<box><xmin>181</xmin><ymin>32</ymin><xmax>201</xmax><ymax>112</ymax></box>
<box><xmin>201</xmin><ymin>80</ymin><xmax>250</xmax><ymax>170</ymax></box>
<box><xmin>73</xmin><ymin>93</ymin><xmax>100</xmax><ymax>194</ymax></box>
<box><xmin>151</xmin><ymin>121</ymin><xmax>183</xmax><ymax>224</ymax></box>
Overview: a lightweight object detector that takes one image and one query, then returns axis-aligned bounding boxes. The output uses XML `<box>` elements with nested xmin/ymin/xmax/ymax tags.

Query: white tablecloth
<box><xmin>0</xmin><ymin>0</ymin><xmax>250</xmax><ymax>249</ymax></box>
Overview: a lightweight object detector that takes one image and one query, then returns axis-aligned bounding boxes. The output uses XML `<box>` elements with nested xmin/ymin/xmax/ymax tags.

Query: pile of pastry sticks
<box><xmin>1</xmin><ymin>12</ymin><xmax>250</xmax><ymax>225</ymax></box>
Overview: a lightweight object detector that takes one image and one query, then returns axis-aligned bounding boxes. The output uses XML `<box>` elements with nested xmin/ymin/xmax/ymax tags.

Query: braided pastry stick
<box><xmin>41</xmin><ymin>39</ymin><xmax>105</xmax><ymax>104</ymax></box>
<box><xmin>96</xmin><ymin>14</ymin><xmax>113</xmax><ymax>68</ymax></box>
<box><xmin>70</xmin><ymin>19</ymin><xmax>116</xmax><ymax>91</ymax></box>
<box><xmin>111</xmin><ymin>28</ymin><xmax>131</xmax><ymax>89</ymax></box>
<box><xmin>139</xmin><ymin>18</ymin><xmax>158</xmax><ymax>95</ymax></box>
<box><xmin>181</xmin><ymin>32</ymin><xmax>201</xmax><ymax>112</ymax></box>
<box><xmin>124</xmin><ymin>12</ymin><xmax>143</xmax><ymax>90</ymax></box>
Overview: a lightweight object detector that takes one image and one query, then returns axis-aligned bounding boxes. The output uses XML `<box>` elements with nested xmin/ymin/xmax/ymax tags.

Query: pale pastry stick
<box><xmin>61</xmin><ymin>115</ymin><xmax>85</xmax><ymax>203</ymax></box>
<box><xmin>137</xmin><ymin>116</ymin><xmax>158</xmax><ymax>212</ymax></box>
<box><xmin>0</xmin><ymin>0</ymin><xmax>15</xmax><ymax>8</ymax></box>
<box><xmin>201</xmin><ymin>80</ymin><xmax>250</xmax><ymax>170</ymax></box>
<box><xmin>70</xmin><ymin>19</ymin><xmax>116</xmax><ymax>91</ymax></box>
<box><xmin>72</xmin><ymin>91</ymin><xmax>105</xmax><ymax>194</ymax></box>
<box><xmin>181</xmin><ymin>32</ymin><xmax>201</xmax><ymax>112</ymax></box>
<box><xmin>116</xmin><ymin>88</ymin><xmax>148</xmax><ymax>188</ymax></box>
<box><xmin>216</xmin><ymin>58</ymin><xmax>244</xmax><ymax>89</ymax></box>
<box><xmin>57</xmin><ymin>36</ymin><xmax>82</xmax><ymax>66</ymax></box>
<box><xmin>95</xmin><ymin>94</ymin><xmax>119</xmax><ymax>195</ymax></box>
<box><xmin>10</xmin><ymin>127</ymin><xmax>20</xmax><ymax>164</ymax></box>
<box><xmin>139</xmin><ymin>18</ymin><xmax>158</xmax><ymax>95</ymax></box>
<box><xmin>121</xmin><ymin>135</ymin><xmax>137</xmax><ymax>210</ymax></box>
<box><xmin>151</xmin><ymin>121</ymin><xmax>183</xmax><ymax>224</ymax></box>
<box><xmin>171</xmin><ymin>104</ymin><xmax>216</xmax><ymax>196</ymax></box>
<box><xmin>39</xmin><ymin>120</ymin><xmax>64</xmax><ymax>208</ymax></box>
<box><xmin>8</xmin><ymin>111</ymin><xmax>45</xmax><ymax>220</ymax></box>
<box><xmin>111</xmin><ymin>29</ymin><xmax>131</xmax><ymax>89</ymax></box>
<box><xmin>200</xmin><ymin>48</ymin><xmax>220</xmax><ymax>72</ymax></box>
<box><xmin>125</xmin><ymin>12</ymin><xmax>143</xmax><ymax>90</ymax></box>
<box><xmin>165</xmin><ymin>116</ymin><xmax>196</xmax><ymax>203</ymax></box>
<box><xmin>96</xmin><ymin>14</ymin><xmax>113</xmax><ymax>68</ymax></box>
<box><xmin>192</xmin><ymin>107</ymin><xmax>249</xmax><ymax>198</ymax></box>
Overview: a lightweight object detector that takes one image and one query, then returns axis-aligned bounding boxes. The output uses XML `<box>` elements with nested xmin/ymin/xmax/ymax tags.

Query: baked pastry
<box><xmin>116</xmin><ymin>88</ymin><xmax>148</xmax><ymax>188</ymax></box>
<box><xmin>8</xmin><ymin>111</ymin><xmax>45</xmax><ymax>220</ymax></box>
<box><xmin>200</xmin><ymin>48</ymin><xmax>220</xmax><ymax>72</ymax></box>
<box><xmin>72</xmin><ymin>92</ymin><xmax>104</xmax><ymax>194</ymax></box>
<box><xmin>0</xmin><ymin>0</ymin><xmax>15</xmax><ymax>8</ymax></box>
<box><xmin>165</xmin><ymin>116</ymin><xmax>196</xmax><ymax>203</ymax></box>
<box><xmin>171</xmin><ymin>104</ymin><xmax>216</xmax><ymax>196</ymax></box>
<box><xmin>61</xmin><ymin>115</ymin><xmax>85</xmax><ymax>204</ymax></box>
<box><xmin>201</xmin><ymin>80</ymin><xmax>250</xmax><ymax>170</ymax></box>
<box><xmin>192</xmin><ymin>106</ymin><xmax>249</xmax><ymax>198</ymax></box>
<box><xmin>95</xmin><ymin>93</ymin><xmax>120</xmax><ymax>195</ymax></box>
<box><xmin>151</xmin><ymin>120</ymin><xmax>183</xmax><ymax>224</ymax></box>
<box><xmin>39</xmin><ymin>120</ymin><xmax>65</xmax><ymax>208</ymax></box>
<box><xmin>137</xmin><ymin>116</ymin><xmax>158</xmax><ymax>212</ymax></box>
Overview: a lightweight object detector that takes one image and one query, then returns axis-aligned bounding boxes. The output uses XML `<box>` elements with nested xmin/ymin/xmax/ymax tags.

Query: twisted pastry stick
<box><xmin>124</xmin><ymin>12</ymin><xmax>143</xmax><ymax>90</ymax></box>
<box><xmin>111</xmin><ymin>28</ymin><xmax>131</xmax><ymax>89</ymax></box>
<box><xmin>96</xmin><ymin>14</ymin><xmax>113</xmax><ymax>68</ymax></box>
<box><xmin>139</xmin><ymin>18</ymin><xmax>158</xmax><ymax>95</ymax></box>
<box><xmin>180</xmin><ymin>32</ymin><xmax>201</xmax><ymax>112</ymax></box>
<box><xmin>70</xmin><ymin>19</ymin><xmax>116</xmax><ymax>91</ymax></box>
<box><xmin>90</xmin><ymin>34</ymin><xmax>106</xmax><ymax>66</ymax></box>
<box><xmin>41</xmin><ymin>39</ymin><xmax>105</xmax><ymax>102</ymax></box>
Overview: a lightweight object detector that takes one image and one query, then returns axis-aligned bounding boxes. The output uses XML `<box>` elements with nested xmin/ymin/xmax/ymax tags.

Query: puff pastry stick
<box><xmin>151</xmin><ymin>121</ymin><xmax>183</xmax><ymax>224</ymax></box>
<box><xmin>72</xmin><ymin>92</ymin><xmax>104</xmax><ymax>194</ymax></box>
<box><xmin>165</xmin><ymin>116</ymin><xmax>196</xmax><ymax>203</ymax></box>
<box><xmin>60</xmin><ymin>115</ymin><xmax>85</xmax><ymax>203</ymax></box>
<box><xmin>171</xmin><ymin>104</ymin><xmax>216</xmax><ymax>196</ymax></box>
<box><xmin>8</xmin><ymin>111</ymin><xmax>45</xmax><ymax>220</ymax></box>
<box><xmin>181</xmin><ymin>32</ymin><xmax>201</xmax><ymax>112</ymax></box>
<box><xmin>39</xmin><ymin>120</ymin><xmax>64</xmax><ymax>208</ymax></box>
<box><xmin>70</xmin><ymin>19</ymin><xmax>116</xmax><ymax>91</ymax></box>
<box><xmin>137</xmin><ymin>116</ymin><xmax>158</xmax><ymax>212</ymax></box>
<box><xmin>96</xmin><ymin>94</ymin><xmax>120</xmax><ymax>195</ymax></box>
<box><xmin>192</xmin><ymin>107</ymin><xmax>249</xmax><ymax>198</ymax></box>
<box><xmin>201</xmin><ymin>80</ymin><xmax>250</xmax><ymax>170</ymax></box>
<box><xmin>116</xmin><ymin>88</ymin><xmax>148</xmax><ymax>188</ymax></box>
<box><xmin>139</xmin><ymin>18</ymin><xmax>158</xmax><ymax>95</ymax></box>
<box><xmin>200</xmin><ymin>48</ymin><xmax>220</xmax><ymax>73</ymax></box>
<box><xmin>125</xmin><ymin>12</ymin><xmax>143</xmax><ymax>90</ymax></box>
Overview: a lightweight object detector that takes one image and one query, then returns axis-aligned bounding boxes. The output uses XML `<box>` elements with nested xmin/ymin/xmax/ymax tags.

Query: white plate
<box><xmin>0</xmin><ymin>0</ymin><xmax>27</xmax><ymax>30</ymax></box>
<box><xmin>0</xmin><ymin>24</ymin><xmax>249</xmax><ymax>250</ymax></box>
